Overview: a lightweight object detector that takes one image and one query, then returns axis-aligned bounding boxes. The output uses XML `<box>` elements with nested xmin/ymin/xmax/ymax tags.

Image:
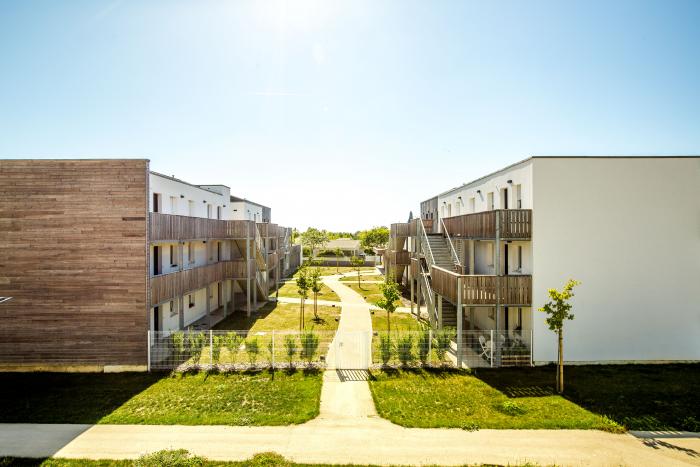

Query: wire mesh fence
<box><xmin>149</xmin><ymin>330</ymin><xmax>336</xmax><ymax>371</ymax></box>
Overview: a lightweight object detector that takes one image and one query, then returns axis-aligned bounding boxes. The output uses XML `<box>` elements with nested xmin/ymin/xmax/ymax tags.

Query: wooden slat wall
<box><xmin>0</xmin><ymin>159</ymin><xmax>149</xmax><ymax>366</ymax></box>
<box><xmin>387</xmin><ymin>250</ymin><xmax>410</xmax><ymax>266</ymax></box>
<box><xmin>149</xmin><ymin>213</ymin><xmax>253</xmax><ymax>241</ymax></box>
<box><xmin>441</xmin><ymin>209</ymin><xmax>532</xmax><ymax>239</ymax></box>
<box><xmin>390</xmin><ymin>223</ymin><xmax>411</xmax><ymax>238</ymax></box>
<box><xmin>150</xmin><ymin>260</ymin><xmax>249</xmax><ymax>306</ymax></box>
<box><xmin>430</xmin><ymin>266</ymin><xmax>532</xmax><ymax>306</ymax></box>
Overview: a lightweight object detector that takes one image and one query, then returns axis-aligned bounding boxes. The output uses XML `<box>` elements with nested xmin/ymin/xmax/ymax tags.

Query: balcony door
<box><xmin>153</xmin><ymin>246</ymin><xmax>162</xmax><ymax>276</ymax></box>
<box><xmin>501</xmin><ymin>188</ymin><xmax>509</xmax><ymax>209</ymax></box>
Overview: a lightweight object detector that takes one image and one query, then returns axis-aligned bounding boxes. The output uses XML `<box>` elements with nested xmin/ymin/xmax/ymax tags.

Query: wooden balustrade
<box><xmin>267</xmin><ymin>251</ymin><xmax>279</xmax><ymax>269</ymax></box>
<box><xmin>430</xmin><ymin>266</ymin><xmax>531</xmax><ymax>306</ymax></box>
<box><xmin>440</xmin><ymin>209</ymin><xmax>531</xmax><ymax>239</ymax></box>
<box><xmin>150</xmin><ymin>260</ymin><xmax>250</xmax><ymax>306</ymax></box>
<box><xmin>410</xmin><ymin>257</ymin><xmax>420</xmax><ymax>279</ymax></box>
<box><xmin>390</xmin><ymin>222</ymin><xmax>411</xmax><ymax>238</ymax></box>
<box><xmin>149</xmin><ymin>213</ymin><xmax>255</xmax><ymax>241</ymax></box>
<box><xmin>386</xmin><ymin>249</ymin><xmax>410</xmax><ymax>265</ymax></box>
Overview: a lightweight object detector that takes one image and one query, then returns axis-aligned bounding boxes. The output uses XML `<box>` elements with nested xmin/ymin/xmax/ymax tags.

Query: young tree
<box><xmin>300</xmin><ymin>228</ymin><xmax>329</xmax><ymax>260</ymax></box>
<box><xmin>309</xmin><ymin>267</ymin><xmax>322</xmax><ymax>321</ymax></box>
<box><xmin>350</xmin><ymin>255</ymin><xmax>364</xmax><ymax>288</ymax></box>
<box><xmin>376</xmin><ymin>277</ymin><xmax>400</xmax><ymax>333</ymax></box>
<box><xmin>334</xmin><ymin>247</ymin><xmax>344</xmax><ymax>273</ymax></box>
<box><xmin>538</xmin><ymin>279</ymin><xmax>581</xmax><ymax>394</ymax></box>
<box><xmin>296</xmin><ymin>268</ymin><xmax>310</xmax><ymax>330</ymax></box>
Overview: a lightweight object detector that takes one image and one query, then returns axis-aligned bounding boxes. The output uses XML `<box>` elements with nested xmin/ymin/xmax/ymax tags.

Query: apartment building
<box><xmin>0</xmin><ymin>159</ymin><xmax>300</xmax><ymax>371</ymax></box>
<box><xmin>386</xmin><ymin>156</ymin><xmax>700</xmax><ymax>367</ymax></box>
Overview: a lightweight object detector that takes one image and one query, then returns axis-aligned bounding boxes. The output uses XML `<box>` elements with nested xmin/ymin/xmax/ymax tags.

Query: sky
<box><xmin>1</xmin><ymin>0</ymin><xmax>699</xmax><ymax>231</ymax></box>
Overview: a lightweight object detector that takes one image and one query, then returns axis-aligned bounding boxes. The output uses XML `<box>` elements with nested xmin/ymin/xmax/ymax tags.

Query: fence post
<box><xmin>530</xmin><ymin>329</ymin><xmax>533</xmax><ymax>367</ymax></box>
<box><xmin>147</xmin><ymin>330</ymin><xmax>151</xmax><ymax>372</ymax></box>
<box><xmin>490</xmin><ymin>330</ymin><xmax>494</xmax><ymax>368</ymax></box>
<box><xmin>428</xmin><ymin>328</ymin><xmax>432</xmax><ymax>366</ymax></box>
<box><xmin>209</xmin><ymin>330</ymin><xmax>213</xmax><ymax>367</ymax></box>
<box><xmin>272</xmin><ymin>330</ymin><xmax>276</xmax><ymax>370</ymax></box>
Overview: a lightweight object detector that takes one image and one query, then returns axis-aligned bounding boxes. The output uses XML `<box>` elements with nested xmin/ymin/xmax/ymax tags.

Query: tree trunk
<box><xmin>557</xmin><ymin>329</ymin><xmax>564</xmax><ymax>393</ymax></box>
<box><xmin>387</xmin><ymin>311</ymin><xmax>391</xmax><ymax>333</ymax></box>
<box><xmin>314</xmin><ymin>293</ymin><xmax>318</xmax><ymax>320</ymax></box>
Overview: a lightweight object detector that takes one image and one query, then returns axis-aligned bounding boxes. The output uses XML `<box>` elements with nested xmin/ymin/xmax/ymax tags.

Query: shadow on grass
<box><xmin>0</xmin><ymin>372</ymin><xmax>167</xmax><ymax>424</ymax></box>
<box><xmin>473</xmin><ymin>363</ymin><xmax>700</xmax><ymax>432</ymax></box>
<box><xmin>213</xmin><ymin>302</ymin><xmax>278</xmax><ymax>331</ymax></box>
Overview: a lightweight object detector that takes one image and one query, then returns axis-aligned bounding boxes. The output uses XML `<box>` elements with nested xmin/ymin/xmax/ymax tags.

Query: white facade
<box><xmin>230</xmin><ymin>199</ymin><xmax>264</xmax><ymax>222</ymax></box>
<box><xmin>428</xmin><ymin>156</ymin><xmax>700</xmax><ymax>364</ymax></box>
<box><xmin>149</xmin><ymin>173</ymin><xmax>232</xmax><ymax>220</ymax></box>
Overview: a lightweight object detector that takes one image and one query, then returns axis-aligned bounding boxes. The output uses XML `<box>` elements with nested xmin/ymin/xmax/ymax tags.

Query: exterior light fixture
<box><xmin>203</xmin><ymin>200</ymin><xmax>207</xmax><ymax>203</ymax></box>
<box><xmin>180</xmin><ymin>194</ymin><xmax>185</xmax><ymax>198</ymax></box>
<box><xmin>507</xmin><ymin>179</ymin><xmax>513</xmax><ymax>184</ymax></box>
<box><xmin>476</xmin><ymin>190</ymin><xmax>481</xmax><ymax>194</ymax></box>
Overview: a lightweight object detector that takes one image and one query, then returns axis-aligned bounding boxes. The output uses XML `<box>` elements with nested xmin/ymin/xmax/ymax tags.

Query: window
<box><xmin>217</xmin><ymin>206</ymin><xmax>222</xmax><ymax>220</ymax></box>
<box><xmin>187</xmin><ymin>242</ymin><xmax>195</xmax><ymax>264</ymax></box>
<box><xmin>515</xmin><ymin>184</ymin><xmax>522</xmax><ymax>209</ymax></box>
<box><xmin>469</xmin><ymin>197</ymin><xmax>475</xmax><ymax>213</ymax></box>
<box><xmin>169</xmin><ymin>300</ymin><xmax>177</xmax><ymax>317</ymax></box>
<box><xmin>487</xmin><ymin>192</ymin><xmax>494</xmax><ymax>210</ymax></box>
<box><xmin>170</xmin><ymin>196</ymin><xmax>177</xmax><ymax>214</ymax></box>
<box><xmin>455</xmin><ymin>200</ymin><xmax>461</xmax><ymax>216</ymax></box>
<box><xmin>169</xmin><ymin>245</ymin><xmax>177</xmax><ymax>267</ymax></box>
<box><xmin>188</xmin><ymin>294</ymin><xmax>195</xmax><ymax>308</ymax></box>
<box><xmin>501</xmin><ymin>187</ymin><xmax>509</xmax><ymax>209</ymax></box>
<box><xmin>447</xmin><ymin>204</ymin><xmax>452</xmax><ymax>217</ymax></box>
<box><xmin>188</xmin><ymin>200</ymin><xmax>195</xmax><ymax>216</ymax></box>
<box><xmin>152</xmin><ymin>193</ymin><xmax>162</xmax><ymax>213</ymax></box>
<box><xmin>517</xmin><ymin>245</ymin><xmax>522</xmax><ymax>272</ymax></box>
<box><xmin>207</xmin><ymin>204</ymin><xmax>213</xmax><ymax>219</ymax></box>
<box><xmin>217</xmin><ymin>242</ymin><xmax>222</xmax><ymax>261</ymax></box>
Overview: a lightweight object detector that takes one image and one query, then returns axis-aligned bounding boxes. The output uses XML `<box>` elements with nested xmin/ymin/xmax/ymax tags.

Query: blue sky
<box><xmin>1</xmin><ymin>0</ymin><xmax>699</xmax><ymax>231</ymax></box>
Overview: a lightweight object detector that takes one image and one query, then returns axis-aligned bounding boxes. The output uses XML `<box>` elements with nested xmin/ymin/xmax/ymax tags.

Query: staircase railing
<box><xmin>418</xmin><ymin>218</ymin><xmax>435</xmax><ymax>269</ymax></box>
<box><xmin>419</xmin><ymin>260</ymin><xmax>437</xmax><ymax>325</ymax></box>
<box><xmin>253</xmin><ymin>224</ymin><xmax>268</xmax><ymax>293</ymax></box>
<box><xmin>441</xmin><ymin>217</ymin><xmax>462</xmax><ymax>273</ymax></box>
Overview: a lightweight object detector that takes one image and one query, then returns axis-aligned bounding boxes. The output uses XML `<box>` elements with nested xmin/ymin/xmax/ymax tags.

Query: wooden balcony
<box><xmin>430</xmin><ymin>266</ymin><xmax>531</xmax><ymax>306</ymax></box>
<box><xmin>385</xmin><ymin>249</ymin><xmax>411</xmax><ymax>266</ymax></box>
<box><xmin>267</xmin><ymin>251</ymin><xmax>279</xmax><ymax>269</ymax></box>
<box><xmin>150</xmin><ymin>260</ymin><xmax>250</xmax><ymax>306</ymax></box>
<box><xmin>390</xmin><ymin>223</ymin><xmax>411</xmax><ymax>238</ymax></box>
<box><xmin>441</xmin><ymin>209</ymin><xmax>531</xmax><ymax>240</ymax></box>
<box><xmin>149</xmin><ymin>213</ymin><xmax>254</xmax><ymax>242</ymax></box>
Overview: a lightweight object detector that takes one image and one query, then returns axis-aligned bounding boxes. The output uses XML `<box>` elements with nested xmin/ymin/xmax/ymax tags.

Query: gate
<box><xmin>333</xmin><ymin>331</ymin><xmax>371</xmax><ymax>370</ymax></box>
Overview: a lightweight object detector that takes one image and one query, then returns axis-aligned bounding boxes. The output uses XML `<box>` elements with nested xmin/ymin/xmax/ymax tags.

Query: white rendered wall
<box><xmin>149</xmin><ymin>173</ymin><xmax>230</xmax><ymax>219</ymax></box>
<box><xmin>531</xmin><ymin>157</ymin><xmax>700</xmax><ymax>363</ymax></box>
<box><xmin>230</xmin><ymin>201</ymin><xmax>264</xmax><ymax>222</ymax></box>
<box><xmin>183</xmin><ymin>288</ymin><xmax>208</xmax><ymax>326</ymax></box>
<box><xmin>438</xmin><ymin>160</ymin><xmax>533</xmax><ymax>219</ymax></box>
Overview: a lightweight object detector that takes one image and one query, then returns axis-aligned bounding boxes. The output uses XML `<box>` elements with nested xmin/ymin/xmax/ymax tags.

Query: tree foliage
<box><xmin>359</xmin><ymin>226</ymin><xmax>389</xmax><ymax>250</ymax></box>
<box><xmin>376</xmin><ymin>277</ymin><xmax>401</xmax><ymax>333</ymax></box>
<box><xmin>300</xmin><ymin>228</ymin><xmax>329</xmax><ymax>257</ymax></box>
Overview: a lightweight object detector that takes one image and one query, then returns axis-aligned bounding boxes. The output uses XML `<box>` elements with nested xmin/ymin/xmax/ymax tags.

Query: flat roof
<box><xmin>150</xmin><ymin>171</ymin><xmax>228</xmax><ymax>197</ymax></box>
<box><xmin>427</xmin><ymin>155</ymin><xmax>700</xmax><ymax>201</ymax></box>
<box><xmin>229</xmin><ymin>195</ymin><xmax>269</xmax><ymax>210</ymax></box>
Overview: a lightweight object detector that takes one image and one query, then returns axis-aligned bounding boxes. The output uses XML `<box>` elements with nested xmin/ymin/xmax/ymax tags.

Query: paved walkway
<box><xmin>1</xmin><ymin>272</ymin><xmax>698</xmax><ymax>466</ymax></box>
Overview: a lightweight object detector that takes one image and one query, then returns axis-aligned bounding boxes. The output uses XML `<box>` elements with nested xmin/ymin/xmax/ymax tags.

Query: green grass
<box><xmin>340</xmin><ymin>274</ymin><xmax>385</xmax><ymax>283</ymax></box>
<box><xmin>0</xmin><ymin>371</ymin><xmax>322</xmax><ymax>426</ymax></box>
<box><xmin>1</xmin><ymin>451</ymin><xmax>532</xmax><ymax>466</ymax></box>
<box><xmin>371</xmin><ymin>311</ymin><xmax>425</xmax><ymax>331</ymax></box>
<box><xmin>273</xmin><ymin>280</ymin><xmax>340</xmax><ymax>301</ymax></box>
<box><xmin>213</xmin><ymin>301</ymin><xmax>341</xmax><ymax>332</ymax></box>
<box><xmin>344</xmin><ymin>282</ymin><xmax>385</xmax><ymax>305</ymax></box>
<box><xmin>293</xmin><ymin>266</ymin><xmax>375</xmax><ymax>277</ymax></box>
<box><xmin>369</xmin><ymin>364</ymin><xmax>700</xmax><ymax>431</ymax></box>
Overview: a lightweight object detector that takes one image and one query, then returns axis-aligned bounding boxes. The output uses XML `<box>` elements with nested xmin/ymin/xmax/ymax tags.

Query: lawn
<box><xmin>340</xmin><ymin>274</ymin><xmax>385</xmax><ymax>283</ymax></box>
<box><xmin>371</xmin><ymin>311</ymin><xmax>425</xmax><ymax>331</ymax></box>
<box><xmin>273</xmin><ymin>280</ymin><xmax>340</xmax><ymax>301</ymax></box>
<box><xmin>0</xmin><ymin>371</ymin><xmax>322</xmax><ymax>426</ymax></box>
<box><xmin>293</xmin><ymin>266</ymin><xmax>375</xmax><ymax>277</ymax></box>
<box><xmin>214</xmin><ymin>301</ymin><xmax>341</xmax><ymax>332</ymax></box>
<box><xmin>369</xmin><ymin>364</ymin><xmax>700</xmax><ymax>431</ymax></box>
<box><xmin>345</xmin><ymin>282</ymin><xmax>385</xmax><ymax>305</ymax></box>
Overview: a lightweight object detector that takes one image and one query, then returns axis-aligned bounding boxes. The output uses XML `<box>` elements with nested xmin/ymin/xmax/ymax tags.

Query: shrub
<box><xmin>299</xmin><ymin>331</ymin><xmax>320</xmax><ymax>365</ymax></box>
<box><xmin>135</xmin><ymin>449</ymin><xmax>206</xmax><ymax>467</ymax></box>
<box><xmin>434</xmin><ymin>328</ymin><xmax>456</xmax><ymax>365</ymax></box>
<box><xmin>396</xmin><ymin>334</ymin><xmax>414</xmax><ymax>367</ymax></box>
<box><xmin>379</xmin><ymin>333</ymin><xmax>394</xmax><ymax>365</ymax></box>
<box><xmin>211</xmin><ymin>335</ymin><xmax>223</xmax><ymax>364</ymax></box>
<box><xmin>171</xmin><ymin>332</ymin><xmax>186</xmax><ymax>363</ymax></box>
<box><xmin>417</xmin><ymin>329</ymin><xmax>431</xmax><ymax>365</ymax></box>
<box><xmin>224</xmin><ymin>332</ymin><xmax>242</xmax><ymax>364</ymax></box>
<box><xmin>188</xmin><ymin>332</ymin><xmax>207</xmax><ymax>365</ymax></box>
<box><xmin>284</xmin><ymin>334</ymin><xmax>297</xmax><ymax>367</ymax></box>
<box><xmin>246</xmin><ymin>452</ymin><xmax>292</xmax><ymax>467</ymax></box>
<box><xmin>497</xmin><ymin>400</ymin><xmax>526</xmax><ymax>416</ymax></box>
<box><xmin>245</xmin><ymin>337</ymin><xmax>260</xmax><ymax>365</ymax></box>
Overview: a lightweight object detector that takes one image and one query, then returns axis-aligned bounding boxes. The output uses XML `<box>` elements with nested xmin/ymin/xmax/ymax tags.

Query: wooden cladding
<box><xmin>410</xmin><ymin>258</ymin><xmax>420</xmax><ymax>279</ymax></box>
<box><xmin>267</xmin><ymin>251</ymin><xmax>279</xmax><ymax>269</ymax></box>
<box><xmin>390</xmin><ymin>222</ymin><xmax>411</xmax><ymax>238</ymax></box>
<box><xmin>441</xmin><ymin>209</ymin><xmax>532</xmax><ymax>239</ymax></box>
<box><xmin>149</xmin><ymin>212</ymin><xmax>254</xmax><ymax>242</ymax></box>
<box><xmin>386</xmin><ymin>249</ymin><xmax>411</xmax><ymax>266</ymax></box>
<box><xmin>0</xmin><ymin>159</ymin><xmax>149</xmax><ymax>366</ymax></box>
<box><xmin>150</xmin><ymin>260</ymin><xmax>249</xmax><ymax>306</ymax></box>
<box><xmin>431</xmin><ymin>266</ymin><xmax>531</xmax><ymax>306</ymax></box>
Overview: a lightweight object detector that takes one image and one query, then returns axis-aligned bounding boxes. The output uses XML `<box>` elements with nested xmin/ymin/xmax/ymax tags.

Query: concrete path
<box><xmin>1</xmin><ymin>272</ymin><xmax>698</xmax><ymax>466</ymax></box>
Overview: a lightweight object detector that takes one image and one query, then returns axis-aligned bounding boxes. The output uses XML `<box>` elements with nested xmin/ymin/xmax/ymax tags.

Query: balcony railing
<box><xmin>430</xmin><ymin>266</ymin><xmax>531</xmax><ymax>306</ymax></box>
<box><xmin>149</xmin><ymin>213</ymin><xmax>255</xmax><ymax>242</ymax></box>
<box><xmin>441</xmin><ymin>209</ymin><xmax>531</xmax><ymax>240</ymax></box>
<box><xmin>385</xmin><ymin>249</ymin><xmax>411</xmax><ymax>266</ymax></box>
<box><xmin>390</xmin><ymin>223</ymin><xmax>411</xmax><ymax>238</ymax></box>
<box><xmin>150</xmin><ymin>260</ymin><xmax>250</xmax><ymax>306</ymax></box>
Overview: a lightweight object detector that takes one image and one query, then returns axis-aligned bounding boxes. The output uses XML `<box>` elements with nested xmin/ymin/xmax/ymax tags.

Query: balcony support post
<box><xmin>178</xmin><ymin>295</ymin><xmax>184</xmax><ymax>330</ymax></box>
<box><xmin>206</xmin><ymin>284</ymin><xmax>211</xmax><ymax>328</ymax></box>
<box><xmin>468</xmin><ymin>240</ymin><xmax>475</xmax><ymax>275</ymax></box>
<box><xmin>246</xmin><ymin>231</ymin><xmax>252</xmax><ymax>317</ymax></box>
<box><xmin>494</xmin><ymin>211</ymin><xmax>502</xmax><ymax>367</ymax></box>
<box><xmin>410</xmin><ymin>270</ymin><xmax>415</xmax><ymax>316</ymax></box>
<box><xmin>437</xmin><ymin>294</ymin><xmax>443</xmax><ymax>329</ymax></box>
<box><xmin>456</xmin><ymin>276</ymin><xmax>463</xmax><ymax>368</ymax></box>
<box><xmin>178</xmin><ymin>242</ymin><xmax>184</xmax><ymax>272</ymax></box>
<box><xmin>223</xmin><ymin>280</ymin><xmax>228</xmax><ymax>318</ymax></box>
